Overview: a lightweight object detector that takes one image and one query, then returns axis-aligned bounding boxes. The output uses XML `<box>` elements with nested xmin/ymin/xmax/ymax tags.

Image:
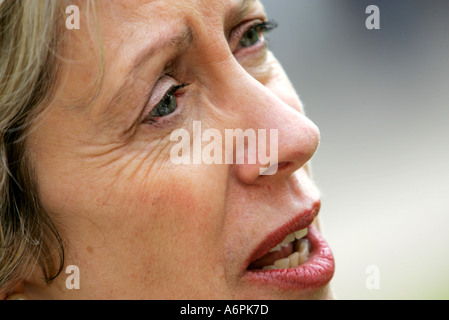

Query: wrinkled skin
<box><xmin>12</xmin><ymin>0</ymin><xmax>332</xmax><ymax>299</ymax></box>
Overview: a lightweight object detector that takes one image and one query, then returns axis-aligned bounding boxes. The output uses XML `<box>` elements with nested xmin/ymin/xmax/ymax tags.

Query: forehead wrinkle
<box><xmin>100</xmin><ymin>26</ymin><xmax>194</xmax><ymax>122</ymax></box>
<box><xmin>121</xmin><ymin>0</ymin><xmax>255</xmax><ymax>78</ymax></box>
<box><xmin>131</xmin><ymin>26</ymin><xmax>195</xmax><ymax>73</ymax></box>
<box><xmin>113</xmin><ymin>0</ymin><xmax>255</xmax><ymax>92</ymax></box>
<box><xmin>99</xmin><ymin>0</ymin><xmax>256</xmax><ymax>121</ymax></box>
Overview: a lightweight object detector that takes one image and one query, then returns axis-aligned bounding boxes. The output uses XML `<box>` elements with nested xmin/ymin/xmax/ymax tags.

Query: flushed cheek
<box><xmin>30</xmin><ymin>120</ymin><xmax>230</xmax><ymax>294</ymax></box>
<box><xmin>107</xmin><ymin>168</ymin><xmax>230</xmax><ymax>297</ymax></box>
<box><xmin>67</xmin><ymin>160</ymin><xmax>229</xmax><ymax>296</ymax></box>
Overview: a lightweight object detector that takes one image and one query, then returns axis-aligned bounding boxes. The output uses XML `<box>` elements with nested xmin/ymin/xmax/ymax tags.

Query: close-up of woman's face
<box><xmin>1</xmin><ymin>0</ymin><xmax>335</xmax><ymax>300</ymax></box>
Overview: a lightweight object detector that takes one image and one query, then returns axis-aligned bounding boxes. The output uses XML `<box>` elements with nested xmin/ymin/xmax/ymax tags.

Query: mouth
<box><xmin>247</xmin><ymin>226</ymin><xmax>311</xmax><ymax>270</ymax></box>
<box><xmin>242</xmin><ymin>203</ymin><xmax>335</xmax><ymax>291</ymax></box>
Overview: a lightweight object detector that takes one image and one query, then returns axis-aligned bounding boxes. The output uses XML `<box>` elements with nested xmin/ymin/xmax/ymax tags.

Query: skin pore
<box><xmin>15</xmin><ymin>0</ymin><xmax>333</xmax><ymax>299</ymax></box>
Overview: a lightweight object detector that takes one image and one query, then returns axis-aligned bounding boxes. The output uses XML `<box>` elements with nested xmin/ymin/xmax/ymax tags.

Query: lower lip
<box><xmin>242</xmin><ymin>225</ymin><xmax>335</xmax><ymax>291</ymax></box>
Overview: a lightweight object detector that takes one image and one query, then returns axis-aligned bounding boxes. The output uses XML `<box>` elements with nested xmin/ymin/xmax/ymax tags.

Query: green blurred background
<box><xmin>263</xmin><ymin>0</ymin><xmax>449</xmax><ymax>300</ymax></box>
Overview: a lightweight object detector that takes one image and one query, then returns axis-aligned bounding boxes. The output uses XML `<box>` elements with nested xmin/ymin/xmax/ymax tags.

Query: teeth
<box><xmin>262</xmin><ymin>265</ymin><xmax>279</xmax><ymax>270</ymax></box>
<box><xmin>295</xmin><ymin>238</ymin><xmax>310</xmax><ymax>253</ymax></box>
<box><xmin>273</xmin><ymin>258</ymin><xmax>290</xmax><ymax>269</ymax></box>
<box><xmin>294</xmin><ymin>228</ymin><xmax>308</xmax><ymax>240</ymax></box>
<box><xmin>288</xmin><ymin>252</ymin><xmax>300</xmax><ymax>268</ymax></box>
<box><xmin>269</xmin><ymin>228</ymin><xmax>308</xmax><ymax>253</ymax></box>
<box><xmin>280</xmin><ymin>233</ymin><xmax>295</xmax><ymax>246</ymax></box>
<box><xmin>268</xmin><ymin>238</ymin><xmax>311</xmax><ymax>270</ymax></box>
<box><xmin>296</xmin><ymin>239</ymin><xmax>310</xmax><ymax>265</ymax></box>
<box><xmin>260</xmin><ymin>227</ymin><xmax>310</xmax><ymax>270</ymax></box>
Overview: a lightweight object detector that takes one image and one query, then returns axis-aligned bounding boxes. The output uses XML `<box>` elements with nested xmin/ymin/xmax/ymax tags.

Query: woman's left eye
<box><xmin>239</xmin><ymin>21</ymin><xmax>278</xmax><ymax>48</ymax></box>
<box><xmin>145</xmin><ymin>85</ymin><xmax>185</xmax><ymax>122</ymax></box>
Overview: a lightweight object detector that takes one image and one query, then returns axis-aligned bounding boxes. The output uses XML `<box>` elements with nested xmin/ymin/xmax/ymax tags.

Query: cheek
<box><xmin>102</xmin><ymin>166</ymin><xmax>230</xmax><ymax>295</ymax></box>
<box><xmin>35</xmin><ymin>142</ymin><xmax>230</xmax><ymax>296</ymax></box>
<box><xmin>38</xmin><ymin>142</ymin><xmax>227</xmax><ymax>253</ymax></box>
<box><xmin>39</xmin><ymin>150</ymin><xmax>226</xmax><ymax>245</ymax></box>
<box><xmin>144</xmin><ymin>167</ymin><xmax>228</xmax><ymax>246</ymax></box>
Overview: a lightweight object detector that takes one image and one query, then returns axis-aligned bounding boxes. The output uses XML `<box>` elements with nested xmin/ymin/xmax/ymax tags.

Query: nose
<box><xmin>219</xmin><ymin>68</ymin><xmax>320</xmax><ymax>185</ymax></box>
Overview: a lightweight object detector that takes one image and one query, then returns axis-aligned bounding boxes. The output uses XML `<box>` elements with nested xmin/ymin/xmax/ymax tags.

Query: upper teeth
<box><xmin>294</xmin><ymin>228</ymin><xmax>308</xmax><ymax>241</ymax></box>
<box><xmin>269</xmin><ymin>228</ymin><xmax>308</xmax><ymax>253</ymax></box>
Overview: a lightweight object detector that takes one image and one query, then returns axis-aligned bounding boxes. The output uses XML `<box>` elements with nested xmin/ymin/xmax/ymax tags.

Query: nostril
<box><xmin>259</xmin><ymin>161</ymin><xmax>293</xmax><ymax>177</ymax></box>
<box><xmin>277</xmin><ymin>162</ymin><xmax>292</xmax><ymax>172</ymax></box>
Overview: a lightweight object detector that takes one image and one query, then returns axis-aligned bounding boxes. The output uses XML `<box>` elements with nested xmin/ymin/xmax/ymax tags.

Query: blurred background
<box><xmin>263</xmin><ymin>0</ymin><xmax>449</xmax><ymax>299</ymax></box>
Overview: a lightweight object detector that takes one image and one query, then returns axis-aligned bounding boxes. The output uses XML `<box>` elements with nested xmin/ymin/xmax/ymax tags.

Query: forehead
<box><xmin>65</xmin><ymin>0</ymin><xmax>260</xmax><ymax>73</ymax></box>
<box><xmin>90</xmin><ymin>0</ymin><xmax>258</xmax><ymax>30</ymax></box>
<box><xmin>61</xmin><ymin>0</ymin><xmax>261</xmax><ymax>82</ymax></box>
<box><xmin>54</xmin><ymin>0</ymin><xmax>261</xmax><ymax>118</ymax></box>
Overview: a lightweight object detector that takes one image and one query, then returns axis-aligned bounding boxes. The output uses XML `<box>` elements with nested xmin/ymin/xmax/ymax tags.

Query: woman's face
<box><xmin>27</xmin><ymin>0</ymin><xmax>334</xmax><ymax>299</ymax></box>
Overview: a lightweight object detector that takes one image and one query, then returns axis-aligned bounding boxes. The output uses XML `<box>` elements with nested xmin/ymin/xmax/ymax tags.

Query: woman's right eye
<box><xmin>144</xmin><ymin>85</ymin><xmax>186</xmax><ymax>123</ymax></box>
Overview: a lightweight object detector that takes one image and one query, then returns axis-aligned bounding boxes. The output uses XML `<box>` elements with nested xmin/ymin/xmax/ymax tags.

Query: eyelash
<box><xmin>237</xmin><ymin>20</ymin><xmax>278</xmax><ymax>50</ymax></box>
<box><xmin>143</xmin><ymin>84</ymin><xmax>187</xmax><ymax>125</ymax></box>
<box><xmin>144</xmin><ymin>20</ymin><xmax>278</xmax><ymax>125</ymax></box>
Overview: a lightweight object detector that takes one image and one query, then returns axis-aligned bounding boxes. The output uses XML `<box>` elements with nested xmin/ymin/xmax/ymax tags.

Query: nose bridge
<box><xmin>208</xmin><ymin>59</ymin><xmax>321</xmax><ymax>183</ymax></box>
<box><xmin>222</xmin><ymin>61</ymin><xmax>319</xmax><ymax>146</ymax></box>
<box><xmin>206</xmin><ymin>54</ymin><xmax>300</xmax><ymax>126</ymax></box>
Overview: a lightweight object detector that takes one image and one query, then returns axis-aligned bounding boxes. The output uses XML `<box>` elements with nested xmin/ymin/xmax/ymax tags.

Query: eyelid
<box><xmin>140</xmin><ymin>77</ymin><xmax>180</xmax><ymax>124</ymax></box>
<box><xmin>229</xmin><ymin>19</ymin><xmax>263</xmax><ymax>50</ymax></box>
<box><xmin>254</xmin><ymin>20</ymin><xmax>278</xmax><ymax>35</ymax></box>
<box><xmin>146</xmin><ymin>77</ymin><xmax>178</xmax><ymax>109</ymax></box>
<box><xmin>231</xmin><ymin>19</ymin><xmax>278</xmax><ymax>54</ymax></box>
<box><xmin>141</xmin><ymin>79</ymin><xmax>188</xmax><ymax>125</ymax></box>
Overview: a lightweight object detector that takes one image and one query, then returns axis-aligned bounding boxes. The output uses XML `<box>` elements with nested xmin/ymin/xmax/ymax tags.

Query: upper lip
<box><xmin>243</xmin><ymin>200</ymin><xmax>321</xmax><ymax>270</ymax></box>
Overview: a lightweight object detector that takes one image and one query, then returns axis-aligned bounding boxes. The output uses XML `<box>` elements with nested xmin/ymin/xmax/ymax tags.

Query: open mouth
<box><xmin>242</xmin><ymin>204</ymin><xmax>335</xmax><ymax>291</ymax></box>
<box><xmin>247</xmin><ymin>227</ymin><xmax>310</xmax><ymax>270</ymax></box>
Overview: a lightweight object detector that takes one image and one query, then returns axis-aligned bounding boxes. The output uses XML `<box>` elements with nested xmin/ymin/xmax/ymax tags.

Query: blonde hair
<box><xmin>0</xmin><ymin>0</ymin><xmax>66</xmax><ymax>293</ymax></box>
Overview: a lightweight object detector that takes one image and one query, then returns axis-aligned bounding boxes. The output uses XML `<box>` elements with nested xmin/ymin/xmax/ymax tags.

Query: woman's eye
<box><xmin>240</xmin><ymin>26</ymin><xmax>262</xmax><ymax>48</ymax></box>
<box><xmin>146</xmin><ymin>85</ymin><xmax>185</xmax><ymax>121</ymax></box>
<box><xmin>239</xmin><ymin>21</ymin><xmax>278</xmax><ymax>49</ymax></box>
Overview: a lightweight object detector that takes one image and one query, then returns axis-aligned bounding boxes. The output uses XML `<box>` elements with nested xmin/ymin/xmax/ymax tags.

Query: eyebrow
<box><xmin>105</xmin><ymin>0</ymin><xmax>256</xmax><ymax>117</ymax></box>
<box><xmin>226</xmin><ymin>0</ymin><xmax>257</xmax><ymax>31</ymax></box>
<box><xmin>131</xmin><ymin>27</ymin><xmax>194</xmax><ymax>76</ymax></box>
<box><xmin>131</xmin><ymin>0</ymin><xmax>256</xmax><ymax>73</ymax></box>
